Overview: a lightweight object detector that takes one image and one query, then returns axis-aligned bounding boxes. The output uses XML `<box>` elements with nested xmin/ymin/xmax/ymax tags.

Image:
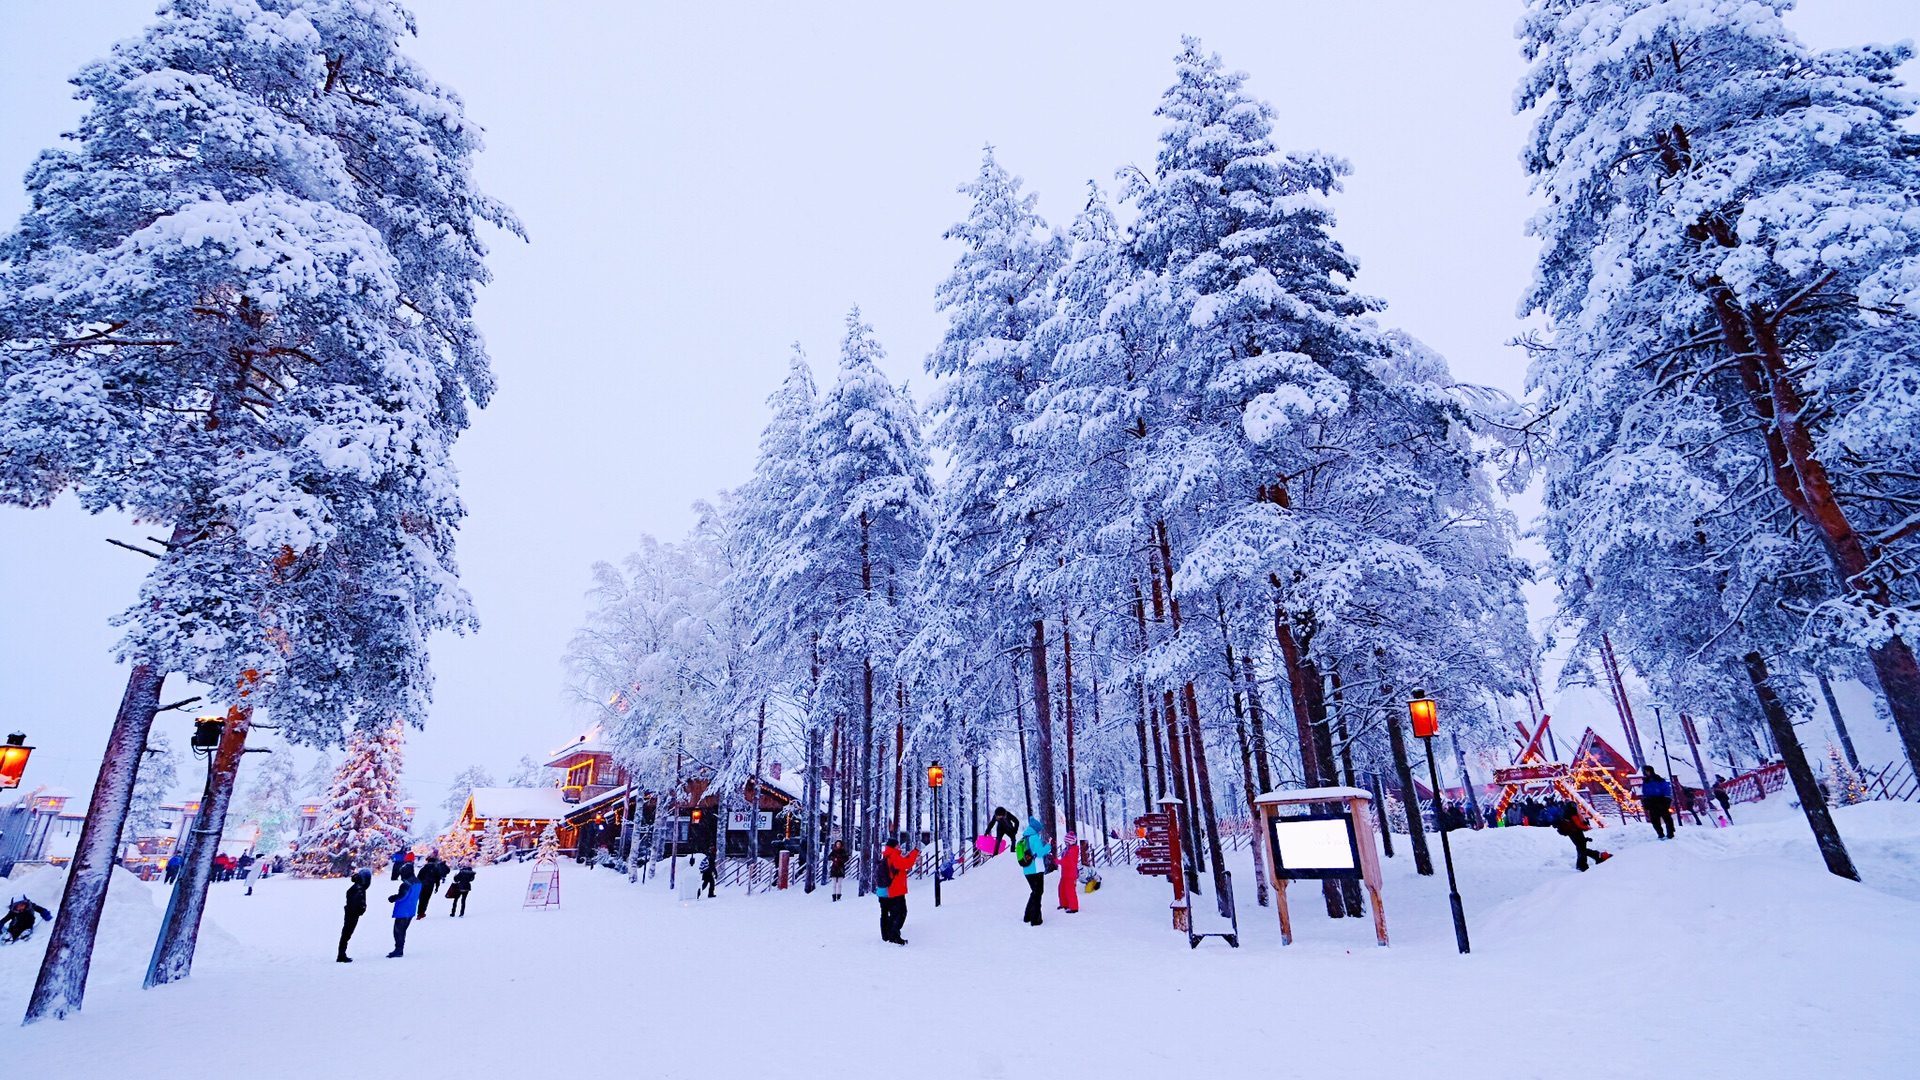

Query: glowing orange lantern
<box><xmin>1408</xmin><ymin>693</ymin><xmax>1439</xmax><ymax>739</ymax></box>
<box><xmin>0</xmin><ymin>733</ymin><xmax>31</xmax><ymax>789</ymax></box>
<box><xmin>927</xmin><ymin>761</ymin><xmax>945</xmax><ymax>789</ymax></box>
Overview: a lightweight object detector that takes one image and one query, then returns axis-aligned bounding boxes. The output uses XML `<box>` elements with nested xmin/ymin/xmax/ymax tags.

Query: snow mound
<box><xmin>0</xmin><ymin>865</ymin><xmax>241</xmax><ymax>1003</ymax></box>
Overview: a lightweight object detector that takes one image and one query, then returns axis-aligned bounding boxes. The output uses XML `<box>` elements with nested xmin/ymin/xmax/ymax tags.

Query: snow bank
<box><xmin>0</xmin><ymin>865</ymin><xmax>241</xmax><ymax>1001</ymax></box>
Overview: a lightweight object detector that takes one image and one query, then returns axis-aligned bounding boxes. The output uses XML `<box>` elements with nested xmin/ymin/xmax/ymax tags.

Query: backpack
<box><xmin>1014</xmin><ymin>836</ymin><xmax>1034</xmax><ymax>868</ymax></box>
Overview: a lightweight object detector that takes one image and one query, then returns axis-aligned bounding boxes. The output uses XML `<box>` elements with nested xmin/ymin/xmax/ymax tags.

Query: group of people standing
<box><xmin>337</xmin><ymin>848</ymin><xmax>475</xmax><ymax>962</ymax></box>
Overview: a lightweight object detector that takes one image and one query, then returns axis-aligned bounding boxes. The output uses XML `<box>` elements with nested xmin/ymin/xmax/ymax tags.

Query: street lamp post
<box><xmin>928</xmin><ymin>762</ymin><xmax>945</xmax><ymax>907</ymax></box>
<box><xmin>1410</xmin><ymin>692</ymin><xmax>1470</xmax><ymax>955</ymax></box>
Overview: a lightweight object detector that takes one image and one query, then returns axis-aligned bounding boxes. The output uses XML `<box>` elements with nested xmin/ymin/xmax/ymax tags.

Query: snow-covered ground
<box><xmin>6</xmin><ymin>803</ymin><xmax>1918</xmax><ymax>1079</ymax></box>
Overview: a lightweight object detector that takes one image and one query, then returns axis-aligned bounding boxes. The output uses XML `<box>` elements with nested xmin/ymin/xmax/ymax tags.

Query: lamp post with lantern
<box><xmin>0</xmin><ymin>733</ymin><xmax>34</xmax><ymax>790</ymax></box>
<box><xmin>928</xmin><ymin>762</ymin><xmax>945</xmax><ymax>907</ymax></box>
<box><xmin>1410</xmin><ymin>692</ymin><xmax>1471</xmax><ymax>954</ymax></box>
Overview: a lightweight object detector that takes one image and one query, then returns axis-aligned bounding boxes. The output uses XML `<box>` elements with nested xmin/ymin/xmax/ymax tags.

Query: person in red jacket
<box><xmin>878</xmin><ymin>834</ymin><xmax>920</xmax><ymax>945</ymax></box>
<box><xmin>1057</xmin><ymin>831</ymin><xmax>1081</xmax><ymax>913</ymax></box>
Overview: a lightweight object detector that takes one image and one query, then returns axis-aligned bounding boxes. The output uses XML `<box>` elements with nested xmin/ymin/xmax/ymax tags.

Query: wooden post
<box><xmin>1163</xmin><ymin>797</ymin><xmax>1188</xmax><ymax>932</ymax></box>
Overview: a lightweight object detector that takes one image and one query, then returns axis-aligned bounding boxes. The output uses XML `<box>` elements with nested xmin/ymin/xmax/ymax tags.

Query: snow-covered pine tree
<box><xmin>508</xmin><ymin>755</ymin><xmax>553</xmax><ymax>788</ymax></box>
<box><xmin>443</xmin><ymin>765</ymin><xmax>496</xmax><ymax>826</ymax></box>
<box><xmin>918</xmin><ymin>147</ymin><xmax>1068</xmax><ymax>853</ymax></box>
<box><xmin>480</xmin><ymin>818</ymin><xmax>506</xmax><ymax>865</ymax></box>
<box><xmin>1517</xmin><ymin>0</ymin><xmax>1920</xmax><ymax>774</ymax></box>
<box><xmin>126</xmin><ymin>731</ymin><xmax>179</xmax><ymax>839</ymax></box>
<box><xmin>776</xmin><ymin>310</ymin><xmax>933</xmax><ymax>892</ymax></box>
<box><xmin>4</xmin><ymin>0</ymin><xmax>515</xmax><ymax>1021</ymax></box>
<box><xmin>238</xmin><ymin>750</ymin><xmax>300</xmax><ymax>856</ymax></box>
<box><xmin>301</xmin><ymin>751</ymin><xmax>334</xmax><ymax>798</ymax></box>
<box><xmin>290</xmin><ymin>722</ymin><xmax>411</xmax><ymax>876</ymax></box>
<box><xmin>533</xmin><ymin>821</ymin><xmax>560</xmax><ymax>865</ymax></box>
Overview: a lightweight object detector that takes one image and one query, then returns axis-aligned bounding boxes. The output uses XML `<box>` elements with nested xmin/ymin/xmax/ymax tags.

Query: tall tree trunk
<box><xmin>1062</xmin><ymin>614</ymin><xmax>1079</xmax><ymax>838</ymax></box>
<box><xmin>1816</xmin><ymin>671</ymin><xmax>1861</xmax><ymax>770</ymax></box>
<box><xmin>1272</xmin><ymin>613</ymin><xmax>1343</xmax><ymax>915</ymax></box>
<box><xmin>1304</xmin><ymin>667</ymin><xmax>1362</xmax><ymax>917</ymax></box>
<box><xmin>1710</xmin><ymin>291</ymin><xmax>1920</xmax><ymax>774</ymax></box>
<box><xmin>803</xmin><ymin>723</ymin><xmax>821</xmax><ymax>893</ymax></box>
<box><xmin>892</xmin><ymin>683</ymin><xmax>906</xmax><ymax>834</ymax></box>
<box><xmin>748</xmin><ymin>700</ymin><xmax>766</xmax><ymax>893</ymax></box>
<box><xmin>1133</xmin><ymin>582</ymin><xmax>1157</xmax><ymax>814</ymax></box>
<box><xmin>1234</xmin><ymin>717</ymin><xmax>1272</xmax><ymax>907</ymax></box>
<box><xmin>1385</xmin><ymin>688</ymin><xmax>1434</xmax><ymax>875</ymax></box>
<box><xmin>1011</xmin><ymin>654</ymin><xmax>1034</xmax><ymax>818</ymax></box>
<box><xmin>25</xmin><ymin>662</ymin><xmax>165</xmax><ymax>1023</ymax></box>
<box><xmin>1031</xmin><ymin>619</ymin><xmax>1059</xmax><ymax>853</ymax></box>
<box><xmin>859</xmin><ymin>658</ymin><xmax>874</xmax><ymax>896</ymax></box>
<box><xmin>1242</xmin><ymin>654</ymin><xmax>1274</xmax><ymax>793</ymax></box>
<box><xmin>1745</xmin><ymin>652</ymin><xmax>1859</xmax><ymax>880</ymax></box>
<box><xmin>147</xmin><ymin>703</ymin><xmax>250</xmax><ymax>987</ymax></box>
<box><xmin>1181</xmin><ymin>683</ymin><xmax>1231</xmax><ymax>913</ymax></box>
<box><xmin>1600</xmin><ymin>631</ymin><xmax>1647</xmax><ymax>767</ymax></box>
<box><xmin>1161</xmin><ymin>690</ymin><xmax>1200</xmax><ymax>890</ymax></box>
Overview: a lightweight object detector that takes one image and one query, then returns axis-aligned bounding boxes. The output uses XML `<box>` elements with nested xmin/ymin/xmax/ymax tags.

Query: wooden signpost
<box><xmin>1254</xmin><ymin>786</ymin><xmax>1387</xmax><ymax>947</ymax></box>
<box><xmin>1134</xmin><ymin>797</ymin><xmax>1187</xmax><ymax>931</ymax></box>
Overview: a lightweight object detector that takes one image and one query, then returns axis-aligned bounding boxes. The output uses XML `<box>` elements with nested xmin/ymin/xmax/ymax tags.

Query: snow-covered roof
<box><xmin>466</xmin><ymin>787</ymin><xmax>571</xmax><ymax>822</ymax></box>
<box><xmin>545</xmin><ymin>729</ymin><xmax>610</xmax><ymax>768</ymax></box>
<box><xmin>1254</xmin><ymin>786</ymin><xmax>1373</xmax><ymax>805</ymax></box>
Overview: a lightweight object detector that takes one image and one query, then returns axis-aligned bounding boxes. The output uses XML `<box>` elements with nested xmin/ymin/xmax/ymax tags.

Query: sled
<box><xmin>974</xmin><ymin>835</ymin><xmax>1009</xmax><ymax>857</ymax></box>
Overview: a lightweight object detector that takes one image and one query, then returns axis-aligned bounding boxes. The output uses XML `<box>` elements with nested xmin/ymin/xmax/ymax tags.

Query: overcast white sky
<box><xmin>2</xmin><ymin>1</ymin><xmax>1912</xmax><ymax>817</ymax></box>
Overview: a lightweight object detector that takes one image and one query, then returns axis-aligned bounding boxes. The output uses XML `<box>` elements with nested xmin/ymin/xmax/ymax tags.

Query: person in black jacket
<box><xmin>416</xmin><ymin>854</ymin><xmax>449</xmax><ymax>919</ymax></box>
<box><xmin>828</xmin><ymin>840</ymin><xmax>849</xmax><ymax>901</ymax></box>
<box><xmin>4</xmin><ymin>896</ymin><xmax>53</xmax><ymax>944</ymax></box>
<box><xmin>446</xmin><ymin>865</ymin><xmax>475</xmax><ymax>917</ymax></box>
<box><xmin>338</xmin><ymin>869</ymin><xmax>371</xmax><ymax>962</ymax></box>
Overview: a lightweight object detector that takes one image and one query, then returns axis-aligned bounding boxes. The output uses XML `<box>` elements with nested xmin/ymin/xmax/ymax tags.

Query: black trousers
<box><xmin>1023</xmin><ymin>873</ymin><xmax>1046</xmax><ymax>924</ymax></box>
<box><xmin>1646</xmin><ymin>798</ymin><xmax>1674</xmax><ymax>838</ymax></box>
<box><xmin>337</xmin><ymin>911</ymin><xmax>360</xmax><ymax>957</ymax></box>
<box><xmin>448</xmin><ymin>891</ymin><xmax>467</xmax><ymax>916</ymax></box>
<box><xmin>391</xmin><ymin>917</ymin><xmax>411</xmax><ymax>955</ymax></box>
<box><xmin>1570</xmin><ymin>836</ymin><xmax>1600</xmax><ymax>870</ymax></box>
<box><xmin>878</xmin><ymin>895</ymin><xmax>907</xmax><ymax>941</ymax></box>
<box><xmin>417</xmin><ymin>884</ymin><xmax>437</xmax><ymax>917</ymax></box>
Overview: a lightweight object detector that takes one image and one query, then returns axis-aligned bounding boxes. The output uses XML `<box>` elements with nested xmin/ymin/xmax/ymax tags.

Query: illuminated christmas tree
<box><xmin>291</xmin><ymin>722</ymin><xmax>412</xmax><ymax>876</ymax></box>
<box><xmin>1827</xmin><ymin>743</ymin><xmax>1871</xmax><ymax>806</ymax></box>
<box><xmin>534</xmin><ymin>821</ymin><xmax>560</xmax><ymax>864</ymax></box>
<box><xmin>480</xmin><ymin>818</ymin><xmax>505</xmax><ymax>864</ymax></box>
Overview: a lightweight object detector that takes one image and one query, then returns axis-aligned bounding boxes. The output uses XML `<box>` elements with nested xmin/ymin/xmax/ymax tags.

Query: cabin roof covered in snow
<box><xmin>466</xmin><ymin>787</ymin><xmax>571</xmax><ymax>822</ymax></box>
<box><xmin>1254</xmin><ymin>786</ymin><xmax>1373</xmax><ymax>804</ymax></box>
<box><xmin>545</xmin><ymin>730</ymin><xmax>610</xmax><ymax>768</ymax></box>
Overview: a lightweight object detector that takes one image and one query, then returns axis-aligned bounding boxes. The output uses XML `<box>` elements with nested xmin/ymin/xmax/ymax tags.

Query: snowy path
<box><xmin>6</xmin><ymin>802</ymin><xmax>1919</xmax><ymax>1079</ymax></box>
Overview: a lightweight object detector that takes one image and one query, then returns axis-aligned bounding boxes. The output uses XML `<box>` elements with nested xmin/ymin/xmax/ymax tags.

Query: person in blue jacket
<box><xmin>387</xmin><ymin>862</ymin><xmax>421</xmax><ymax>958</ymax></box>
<box><xmin>1017</xmin><ymin>816</ymin><xmax>1051</xmax><ymax>926</ymax></box>
<box><xmin>1641</xmin><ymin>766</ymin><xmax>1675</xmax><ymax>840</ymax></box>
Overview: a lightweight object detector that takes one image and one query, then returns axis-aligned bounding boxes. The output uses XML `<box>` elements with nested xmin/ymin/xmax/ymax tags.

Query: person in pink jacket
<box><xmin>1057</xmin><ymin>831</ymin><xmax>1081</xmax><ymax>913</ymax></box>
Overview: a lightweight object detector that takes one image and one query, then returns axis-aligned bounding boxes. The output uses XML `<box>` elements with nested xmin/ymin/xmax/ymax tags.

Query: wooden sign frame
<box><xmin>1253</xmin><ymin>787</ymin><xmax>1387</xmax><ymax>947</ymax></box>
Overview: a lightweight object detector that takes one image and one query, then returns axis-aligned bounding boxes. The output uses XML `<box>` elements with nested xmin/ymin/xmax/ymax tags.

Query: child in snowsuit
<box><xmin>1057</xmin><ymin>831</ymin><xmax>1081</xmax><ymax>913</ymax></box>
<box><xmin>1555</xmin><ymin>813</ymin><xmax>1610</xmax><ymax>871</ymax></box>
<box><xmin>387</xmin><ymin>863</ymin><xmax>421</xmax><ymax>958</ymax></box>
<box><xmin>828</xmin><ymin>840</ymin><xmax>849</xmax><ymax>901</ymax></box>
<box><xmin>1642</xmin><ymin>767</ymin><xmax>1675</xmax><ymax>839</ymax></box>
<box><xmin>4</xmin><ymin>897</ymin><xmax>53</xmax><ymax>944</ymax></box>
<box><xmin>446</xmin><ymin>865</ymin><xmax>475</xmax><ymax>916</ymax></box>
<box><xmin>699</xmin><ymin>851</ymin><xmax>717</xmax><ymax>898</ymax></box>
<box><xmin>338</xmin><ymin>870</ymin><xmax>370</xmax><ymax>961</ymax></box>
<box><xmin>1017</xmin><ymin>816</ymin><xmax>1052</xmax><ymax>926</ymax></box>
